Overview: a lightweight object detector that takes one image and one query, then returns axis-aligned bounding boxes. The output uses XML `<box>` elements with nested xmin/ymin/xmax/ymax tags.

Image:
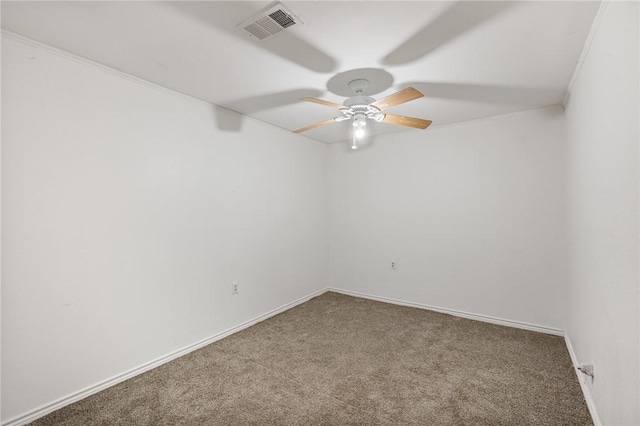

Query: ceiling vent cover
<box><xmin>239</xmin><ymin>3</ymin><xmax>302</xmax><ymax>41</ymax></box>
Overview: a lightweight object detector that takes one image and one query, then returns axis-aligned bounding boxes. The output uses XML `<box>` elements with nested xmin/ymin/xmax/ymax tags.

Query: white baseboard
<box><xmin>329</xmin><ymin>288</ymin><xmax>603</xmax><ymax>422</ymax></box>
<box><xmin>328</xmin><ymin>287</ymin><xmax>564</xmax><ymax>336</ymax></box>
<box><xmin>5</xmin><ymin>287</ymin><xmax>589</xmax><ymax>426</ymax></box>
<box><xmin>2</xmin><ymin>288</ymin><xmax>330</xmax><ymax>426</ymax></box>
<box><xmin>564</xmin><ymin>335</ymin><xmax>602</xmax><ymax>426</ymax></box>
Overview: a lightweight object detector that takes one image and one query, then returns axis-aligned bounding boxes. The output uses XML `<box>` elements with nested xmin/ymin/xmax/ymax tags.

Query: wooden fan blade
<box><xmin>301</xmin><ymin>97</ymin><xmax>345</xmax><ymax>110</ymax></box>
<box><xmin>382</xmin><ymin>114</ymin><xmax>432</xmax><ymax>129</ymax></box>
<box><xmin>371</xmin><ymin>87</ymin><xmax>424</xmax><ymax>111</ymax></box>
<box><xmin>293</xmin><ymin>118</ymin><xmax>337</xmax><ymax>133</ymax></box>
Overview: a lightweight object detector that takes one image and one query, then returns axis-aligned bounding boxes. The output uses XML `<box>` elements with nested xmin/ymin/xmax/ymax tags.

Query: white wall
<box><xmin>328</xmin><ymin>106</ymin><xmax>566</xmax><ymax>331</ymax></box>
<box><xmin>1</xmin><ymin>35</ymin><xmax>328</xmax><ymax>423</ymax></box>
<box><xmin>564</xmin><ymin>2</ymin><xmax>639</xmax><ymax>424</ymax></box>
<box><xmin>3</xmin><ymin>4</ymin><xmax>638</xmax><ymax>423</ymax></box>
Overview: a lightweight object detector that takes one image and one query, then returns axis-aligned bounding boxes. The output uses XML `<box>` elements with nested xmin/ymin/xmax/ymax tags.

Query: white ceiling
<box><xmin>2</xmin><ymin>1</ymin><xmax>600</xmax><ymax>143</ymax></box>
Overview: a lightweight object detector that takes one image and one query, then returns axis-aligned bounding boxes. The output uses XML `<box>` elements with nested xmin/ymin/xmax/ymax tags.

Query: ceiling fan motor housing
<box><xmin>340</xmin><ymin>101</ymin><xmax>384</xmax><ymax>124</ymax></box>
<box><xmin>342</xmin><ymin>78</ymin><xmax>384</xmax><ymax>125</ymax></box>
<box><xmin>343</xmin><ymin>96</ymin><xmax>376</xmax><ymax>108</ymax></box>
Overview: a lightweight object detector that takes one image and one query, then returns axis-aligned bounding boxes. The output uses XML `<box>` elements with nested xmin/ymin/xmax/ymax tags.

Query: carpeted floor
<box><xmin>32</xmin><ymin>292</ymin><xmax>592</xmax><ymax>425</ymax></box>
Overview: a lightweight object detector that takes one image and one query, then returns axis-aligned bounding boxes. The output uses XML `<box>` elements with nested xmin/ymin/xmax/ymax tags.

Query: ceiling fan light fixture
<box><xmin>352</xmin><ymin>113</ymin><xmax>367</xmax><ymax>128</ymax></box>
<box><xmin>355</xmin><ymin>127</ymin><xmax>365</xmax><ymax>138</ymax></box>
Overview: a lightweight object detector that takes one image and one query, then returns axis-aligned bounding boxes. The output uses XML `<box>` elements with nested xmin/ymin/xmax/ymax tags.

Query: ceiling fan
<box><xmin>293</xmin><ymin>79</ymin><xmax>432</xmax><ymax>149</ymax></box>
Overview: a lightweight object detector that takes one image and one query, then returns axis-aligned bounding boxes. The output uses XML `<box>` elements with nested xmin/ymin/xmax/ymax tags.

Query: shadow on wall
<box><xmin>212</xmin><ymin>105</ymin><xmax>243</xmax><ymax>132</ymax></box>
<box><xmin>212</xmin><ymin>88</ymin><xmax>324</xmax><ymax>132</ymax></box>
<box><xmin>178</xmin><ymin>1</ymin><xmax>550</xmax><ymax>137</ymax></box>
<box><xmin>382</xmin><ymin>1</ymin><xmax>516</xmax><ymax>66</ymax></box>
<box><xmin>403</xmin><ymin>82</ymin><xmax>565</xmax><ymax>107</ymax></box>
<box><xmin>165</xmin><ymin>1</ymin><xmax>334</xmax><ymax>133</ymax></box>
<box><xmin>224</xmin><ymin>88</ymin><xmax>324</xmax><ymax>115</ymax></box>
<box><xmin>212</xmin><ymin>81</ymin><xmax>564</xmax><ymax>135</ymax></box>
<box><xmin>166</xmin><ymin>2</ymin><xmax>337</xmax><ymax>74</ymax></box>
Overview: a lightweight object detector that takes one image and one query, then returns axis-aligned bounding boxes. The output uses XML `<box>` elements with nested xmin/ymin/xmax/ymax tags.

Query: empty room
<box><xmin>1</xmin><ymin>1</ymin><xmax>638</xmax><ymax>425</ymax></box>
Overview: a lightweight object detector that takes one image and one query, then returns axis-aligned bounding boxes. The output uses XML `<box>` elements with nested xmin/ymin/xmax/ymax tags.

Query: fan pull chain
<box><xmin>351</xmin><ymin>126</ymin><xmax>358</xmax><ymax>150</ymax></box>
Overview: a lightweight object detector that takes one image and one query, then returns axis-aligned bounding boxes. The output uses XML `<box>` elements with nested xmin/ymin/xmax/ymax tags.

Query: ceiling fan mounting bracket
<box><xmin>348</xmin><ymin>78</ymin><xmax>369</xmax><ymax>94</ymax></box>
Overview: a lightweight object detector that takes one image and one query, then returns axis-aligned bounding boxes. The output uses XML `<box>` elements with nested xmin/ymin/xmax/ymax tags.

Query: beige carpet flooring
<box><xmin>32</xmin><ymin>292</ymin><xmax>592</xmax><ymax>425</ymax></box>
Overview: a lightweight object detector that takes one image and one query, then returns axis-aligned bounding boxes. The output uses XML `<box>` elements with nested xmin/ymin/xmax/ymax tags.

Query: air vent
<box><xmin>269</xmin><ymin>9</ymin><xmax>296</xmax><ymax>28</ymax></box>
<box><xmin>239</xmin><ymin>3</ymin><xmax>302</xmax><ymax>41</ymax></box>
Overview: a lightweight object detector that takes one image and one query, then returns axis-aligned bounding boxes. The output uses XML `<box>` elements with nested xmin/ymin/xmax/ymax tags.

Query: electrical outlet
<box><xmin>391</xmin><ymin>260</ymin><xmax>397</xmax><ymax>270</ymax></box>
<box><xmin>578</xmin><ymin>363</ymin><xmax>594</xmax><ymax>377</ymax></box>
<box><xmin>578</xmin><ymin>363</ymin><xmax>594</xmax><ymax>388</ymax></box>
<box><xmin>232</xmin><ymin>282</ymin><xmax>239</xmax><ymax>295</ymax></box>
